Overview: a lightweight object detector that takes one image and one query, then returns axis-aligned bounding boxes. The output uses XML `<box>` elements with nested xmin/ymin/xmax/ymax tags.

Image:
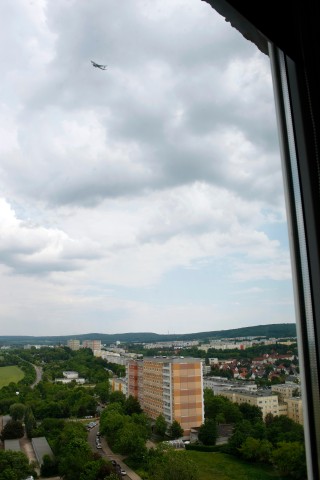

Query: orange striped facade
<box><xmin>127</xmin><ymin>357</ymin><xmax>204</xmax><ymax>434</ymax></box>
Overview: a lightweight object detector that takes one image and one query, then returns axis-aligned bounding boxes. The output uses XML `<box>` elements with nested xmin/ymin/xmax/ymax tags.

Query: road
<box><xmin>87</xmin><ymin>421</ymin><xmax>142</xmax><ymax>480</ymax></box>
<box><xmin>31</xmin><ymin>364</ymin><xmax>43</xmax><ymax>389</ymax></box>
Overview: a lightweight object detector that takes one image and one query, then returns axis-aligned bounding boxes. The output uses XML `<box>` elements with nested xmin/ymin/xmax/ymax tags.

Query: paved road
<box><xmin>31</xmin><ymin>364</ymin><xmax>43</xmax><ymax>389</ymax></box>
<box><xmin>87</xmin><ymin>422</ymin><xmax>142</xmax><ymax>480</ymax></box>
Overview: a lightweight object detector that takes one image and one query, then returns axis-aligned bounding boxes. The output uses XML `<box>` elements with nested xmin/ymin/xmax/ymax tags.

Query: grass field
<box><xmin>0</xmin><ymin>366</ymin><xmax>25</xmax><ymax>388</ymax></box>
<box><xmin>186</xmin><ymin>451</ymin><xmax>283</xmax><ymax>480</ymax></box>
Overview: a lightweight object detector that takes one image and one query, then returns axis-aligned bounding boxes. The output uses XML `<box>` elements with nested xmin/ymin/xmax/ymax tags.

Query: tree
<box><xmin>168</xmin><ymin>420</ymin><xmax>183</xmax><ymax>439</ymax></box>
<box><xmin>0</xmin><ymin>450</ymin><xmax>34</xmax><ymax>480</ymax></box>
<box><xmin>154</xmin><ymin>414</ymin><xmax>167</xmax><ymax>437</ymax></box>
<box><xmin>198</xmin><ymin>419</ymin><xmax>218</xmax><ymax>446</ymax></box>
<box><xmin>9</xmin><ymin>403</ymin><xmax>26</xmax><ymax>421</ymax></box>
<box><xmin>124</xmin><ymin>395</ymin><xmax>142</xmax><ymax>415</ymax></box>
<box><xmin>40</xmin><ymin>454</ymin><xmax>59</xmax><ymax>477</ymax></box>
<box><xmin>272</xmin><ymin>441</ymin><xmax>306</xmax><ymax>479</ymax></box>
<box><xmin>239</xmin><ymin>437</ymin><xmax>273</xmax><ymax>463</ymax></box>
<box><xmin>1</xmin><ymin>420</ymin><xmax>24</xmax><ymax>441</ymax></box>
<box><xmin>150</xmin><ymin>449</ymin><xmax>199</xmax><ymax>480</ymax></box>
<box><xmin>109</xmin><ymin>391</ymin><xmax>126</xmax><ymax>405</ymax></box>
<box><xmin>24</xmin><ymin>407</ymin><xmax>36</xmax><ymax>439</ymax></box>
<box><xmin>239</xmin><ymin>403</ymin><xmax>263</xmax><ymax>423</ymax></box>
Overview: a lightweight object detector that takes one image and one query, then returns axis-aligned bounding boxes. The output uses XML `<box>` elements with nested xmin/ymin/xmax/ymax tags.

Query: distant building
<box><xmin>82</xmin><ymin>339</ymin><xmax>101</xmax><ymax>352</ymax></box>
<box><xmin>55</xmin><ymin>371</ymin><xmax>85</xmax><ymax>384</ymax></box>
<box><xmin>67</xmin><ymin>339</ymin><xmax>80</xmax><ymax>351</ymax></box>
<box><xmin>271</xmin><ymin>383</ymin><xmax>300</xmax><ymax>401</ymax></box>
<box><xmin>285</xmin><ymin>397</ymin><xmax>304</xmax><ymax>424</ymax></box>
<box><xmin>109</xmin><ymin>377</ymin><xmax>127</xmax><ymax>395</ymax></box>
<box><xmin>203</xmin><ymin>377</ymin><xmax>257</xmax><ymax>395</ymax></box>
<box><xmin>127</xmin><ymin>357</ymin><xmax>204</xmax><ymax>435</ymax></box>
<box><xmin>219</xmin><ymin>388</ymin><xmax>279</xmax><ymax>419</ymax></box>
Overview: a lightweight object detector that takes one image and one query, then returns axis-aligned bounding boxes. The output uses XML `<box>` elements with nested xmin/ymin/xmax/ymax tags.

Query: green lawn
<box><xmin>186</xmin><ymin>451</ymin><xmax>283</xmax><ymax>480</ymax></box>
<box><xmin>0</xmin><ymin>366</ymin><xmax>25</xmax><ymax>388</ymax></box>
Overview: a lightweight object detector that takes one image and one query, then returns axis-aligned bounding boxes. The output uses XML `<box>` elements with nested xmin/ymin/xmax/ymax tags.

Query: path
<box><xmin>88</xmin><ymin>421</ymin><xmax>142</xmax><ymax>480</ymax></box>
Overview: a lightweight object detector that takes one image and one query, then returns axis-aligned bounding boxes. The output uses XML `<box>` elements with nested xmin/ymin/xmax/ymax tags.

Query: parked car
<box><xmin>120</xmin><ymin>469</ymin><xmax>127</xmax><ymax>476</ymax></box>
<box><xmin>96</xmin><ymin>443</ymin><xmax>102</xmax><ymax>449</ymax></box>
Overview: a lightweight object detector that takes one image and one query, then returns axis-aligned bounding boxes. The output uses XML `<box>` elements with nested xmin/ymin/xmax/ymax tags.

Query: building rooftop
<box><xmin>144</xmin><ymin>356</ymin><xmax>202</xmax><ymax>364</ymax></box>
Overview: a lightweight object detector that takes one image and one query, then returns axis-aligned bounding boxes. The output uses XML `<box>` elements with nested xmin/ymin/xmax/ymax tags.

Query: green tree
<box><xmin>1</xmin><ymin>420</ymin><xmax>24</xmax><ymax>440</ymax></box>
<box><xmin>58</xmin><ymin>438</ymin><xmax>92</xmax><ymax>480</ymax></box>
<box><xmin>94</xmin><ymin>382</ymin><xmax>110</xmax><ymax>404</ymax></box>
<box><xmin>124</xmin><ymin>395</ymin><xmax>142</xmax><ymax>415</ymax></box>
<box><xmin>9</xmin><ymin>403</ymin><xmax>26</xmax><ymax>421</ymax></box>
<box><xmin>150</xmin><ymin>448</ymin><xmax>199</xmax><ymax>480</ymax></box>
<box><xmin>109</xmin><ymin>391</ymin><xmax>126</xmax><ymax>405</ymax></box>
<box><xmin>168</xmin><ymin>420</ymin><xmax>183</xmax><ymax>439</ymax></box>
<box><xmin>114</xmin><ymin>423</ymin><xmax>148</xmax><ymax>462</ymax></box>
<box><xmin>154</xmin><ymin>414</ymin><xmax>167</xmax><ymax>437</ymax></box>
<box><xmin>239</xmin><ymin>402</ymin><xmax>263</xmax><ymax>423</ymax></box>
<box><xmin>24</xmin><ymin>407</ymin><xmax>36</xmax><ymax>439</ymax></box>
<box><xmin>272</xmin><ymin>441</ymin><xmax>306</xmax><ymax>479</ymax></box>
<box><xmin>239</xmin><ymin>437</ymin><xmax>273</xmax><ymax>463</ymax></box>
<box><xmin>0</xmin><ymin>450</ymin><xmax>34</xmax><ymax>480</ymax></box>
<box><xmin>198</xmin><ymin>419</ymin><xmax>218</xmax><ymax>445</ymax></box>
<box><xmin>40</xmin><ymin>454</ymin><xmax>59</xmax><ymax>477</ymax></box>
<box><xmin>79</xmin><ymin>458</ymin><xmax>112</xmax><ymax>480</ymax></box>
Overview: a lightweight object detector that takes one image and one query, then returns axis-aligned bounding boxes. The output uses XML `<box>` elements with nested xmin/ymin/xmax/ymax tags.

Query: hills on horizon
<box><xmin>0</xmin><ymin>323</ymin><xmax>296</xmax><ymax>346</ymax></box>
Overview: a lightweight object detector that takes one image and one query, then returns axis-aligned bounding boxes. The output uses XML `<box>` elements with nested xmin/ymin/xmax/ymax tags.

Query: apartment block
<box><xmin>82</xmin><ymin>339</ymin><xmax>102</xmax><ymax>352</ymax></box>
<box><xmin>67</xmin><ymin>339</ymin><xmax>80</xmax><ymax>351</ymax></box>
<box><xmin>127</xmin><ymin>357</ymin><xmax>204</xmax><ymax>434</ymax></box>
<box><xmin>219</xmin><ymin>388</ymin><xmax>279</xmax><ymax>419</ymax></box>
<box><xmin>285</xmin><ymin>397</ymin><xmax>304</xmax><ymax>425</ymax></box>
<box><xmin>271</xmin><ymin>383</ymin><xmax>300</xmax><ymax>402</ymax></box>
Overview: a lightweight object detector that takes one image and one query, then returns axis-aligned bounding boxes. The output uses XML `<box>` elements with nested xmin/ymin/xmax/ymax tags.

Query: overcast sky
<box><xmin>0</xmin><ymin>0</ymin><xmax>295</xmax><ymax>336</ymax></box>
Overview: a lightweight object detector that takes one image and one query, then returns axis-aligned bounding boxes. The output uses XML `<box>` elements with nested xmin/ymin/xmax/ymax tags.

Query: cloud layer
<box><xmin>0</xmin><ymin>0</ymin><xmax>294</xmax><ymax>335</ymax></box>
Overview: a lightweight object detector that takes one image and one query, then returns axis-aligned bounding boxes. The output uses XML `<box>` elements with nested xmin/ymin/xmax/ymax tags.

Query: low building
<box><xmin>219</xmin><ymin>388</ymin><xmax>279</xmax><ymax>419</ymax></box>
<box><xmin>109</xmin><ymin>377</ymin><xmax>127</xmax><ymax>395</ymax></box>
<box><xmin>4</xmin><ymin>439</ymin><xmax>21</xmax><ymax>452</ymax></box>
<box><xmin>55</xmin><ymin>371</ymin><xmax>85</xmax><ymax>384</ymax></box>
<box><xmin>32</xmin><ymin>437</ymin><xmax>54</xmax><ymax>465</ymax></box>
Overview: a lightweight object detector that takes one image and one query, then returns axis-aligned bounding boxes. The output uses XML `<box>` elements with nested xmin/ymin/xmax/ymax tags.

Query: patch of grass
<box><xmin>0</xmin><ymin>366</ymin><xmax>25</xmax><ymax>388</ymax></box>
<box><xmin>186</xmin><ymin>451</ymin><xmax>283</xmax><ymax>480</ymax></box>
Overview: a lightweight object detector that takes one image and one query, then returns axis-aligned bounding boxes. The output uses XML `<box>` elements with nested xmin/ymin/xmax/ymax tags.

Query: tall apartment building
<box><xmin>67</xmin><ymin>339</ymin><xmax>80</xmax><ymax>351</ymax></box>
<box><xmin>82</xmin><ymin>340</ymin><xmax>102</xmax><ymax>352</ymax></box>
<box><xmin>127</xmin><ymin>357</ymin><xmax>204</xmax><ymax>434</ymax></box>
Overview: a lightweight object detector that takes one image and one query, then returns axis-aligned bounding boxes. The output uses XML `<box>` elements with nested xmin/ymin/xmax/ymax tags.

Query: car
<box><xmin>111</xmin><ymin>460</ymin><xmax>117</xmax><ymax>467</ymax></box>
<box><xmin>96</xmin><ymin>443</ymin><xmax>102</xmax><ymax>449</ymax></box>
<box><xmin>96</xmin><ymin>431</ymin><xmax>100</xmax><ymax>436</ymax></box>
<box><xmin>120</xmin><ymin>470</ymin><xmax>127</xmax><ymax>476</ymax></box>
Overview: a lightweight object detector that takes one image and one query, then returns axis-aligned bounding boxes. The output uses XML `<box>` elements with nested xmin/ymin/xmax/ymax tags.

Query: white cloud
<box><xmin>0</xmin><ymin>0</ymin><xmax>295</xmax><ymax>335</ymax></box>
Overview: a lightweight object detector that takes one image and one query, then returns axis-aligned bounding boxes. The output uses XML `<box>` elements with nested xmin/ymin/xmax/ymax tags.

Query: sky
<box><xmin>0</xmin><ymin>0</ymin><xmax>296</xmax><ymax>336</ymax></box>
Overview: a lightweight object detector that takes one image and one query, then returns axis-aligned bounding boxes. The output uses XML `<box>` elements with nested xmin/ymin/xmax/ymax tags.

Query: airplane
<box><xmin>91</xmin><ymin>60</ymin><xmax>107</xmax><ymax>70</ymax></box>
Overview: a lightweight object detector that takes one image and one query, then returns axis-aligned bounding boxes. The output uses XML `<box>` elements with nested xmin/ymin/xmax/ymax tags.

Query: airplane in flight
<box><xmin>91</xmin><ymin>61</ymin><xmax>107</xmax><ymax>70</ymax></box>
